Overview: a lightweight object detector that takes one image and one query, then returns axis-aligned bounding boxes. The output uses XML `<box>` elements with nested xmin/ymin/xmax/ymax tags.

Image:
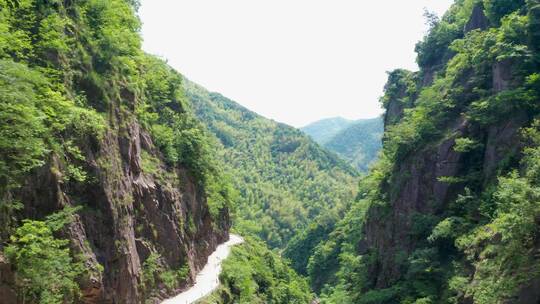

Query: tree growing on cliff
<box><xmin>5</xmin><ymin>208</ymin><xmax>82</xmax><ymax>304</ymax></box>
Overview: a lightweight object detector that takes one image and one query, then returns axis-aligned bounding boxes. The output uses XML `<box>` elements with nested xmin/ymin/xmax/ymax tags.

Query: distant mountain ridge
<box><xmin>183</xmin><ymin>78</ymin><xmax>358</xmax><ymax>249</ymax></box>
<box><xmin>302</xmin><ymin>117</ymin><xmax>383</xmax><ymax>171</ymax></box>
<box><xmin>301</xmin><ymin>117</ymin><xmax>357</xmax><ymax>144</ymax></box>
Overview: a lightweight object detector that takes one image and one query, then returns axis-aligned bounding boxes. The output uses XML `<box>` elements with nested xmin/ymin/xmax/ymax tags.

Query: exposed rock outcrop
<box><xmin>1</xmin><ymin>116</ymin><xmax>230</xmax><ymax>304</ymax></box>
<box><xmin>384</xmin><ymin>99</ymin><xmax>406</xmax><ymax>131</ymax></box>
<box><xmin>493</xmin><ymin>59</ymin><xmax>514</xmax><ymax>92</ymax></box>
<box><xmin>0</xmin><ymin>2</ymin><xmax>231</xmax><ymax>303</ymax></box>
<box><xmin>366</xmin><ymin>109</ymin><xmax>531</xmax><ymax>293</ymax></box>
<box><xmin>365</xmin><ymin>118</ymin><xmax>469</xmax><ymax>287</ymax></box>
<box><xmin>382</xmin><ymin>70</ymin><xmax>417</xmax><ymax>131</ymax></box>
<box><xmin>464</xmin><ymin>4</ymin><xmax>489</xmax><ymax>33</ymax></box>
<box><xmin>483</xmin><ymin>112</ymin><xmax>527</xmax><ymax>180</ymax></box>
<box><xmin>0</xmin><ymin>253</ymin><xmax>16</xmax><ymax>304</ymax></box>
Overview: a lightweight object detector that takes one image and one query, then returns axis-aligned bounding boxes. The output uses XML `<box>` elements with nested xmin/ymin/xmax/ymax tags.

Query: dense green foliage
<box><xmin>0</xmin><ymin>0</ymin><xmax>232</xmax><ymax>221</ymax></box>
<box><xmin>0</xmin><ymin>0</ymin><xmax>234</xmax><ymax>212</ymax></box>
<box><xmin>184</xmin><ymin>79</ymin><xmax>358</xmax><ymax>248</ymax></box>
<box><xmin>141</xmin><ymin>252</ymin><xmax>189</xmax><ymax>292</ymax></box>
<box><xmin>302</xmin><ymin>117</ymin><xmax>383</xmax><ymax>172</ymax></box>
<box><xmin>5</xmin><ymin>208</ymin><xmax>83</xmax><ymax>304</ymax></box>
<box><xmin>304</xmin><ymin>0</ymin><xmax>540</xmax><ymax>303</ymax></box>
<box><xmin>282</xmin><ymin>210</ymin><xmax>340</xmax><ymax>276</ymax></box>
<box><xmin>324</xmin><ymin>118</ymin><xmax>383</xmax><ymax>172</ymax></box>
<box><xmin>301</xmin><ymin>117</ymin><xmax>358</xmax><ymax>144</ymax></box>
<box><xmin>303</xmin><ymin>169</ymin><xmax>382</xmax><ymax>295</ymax></box>
<box><xmin>0</xmin><ymin>0</ymin><xmax>233</xmax><ymax>301</ymax></box>
<box><xmin>199</xmin><ymin>237</ymin><xmax>312</xmax><ymax>304</ymax></box>
<box><xmin>6</xmin><ymin>0</ymin><xmax>540</xmax><ymax>303</ymax></box>
<box><xmin>0</xmin><ymin>0</ymin><xmax>353</xmax><ymax>302</ymax></box>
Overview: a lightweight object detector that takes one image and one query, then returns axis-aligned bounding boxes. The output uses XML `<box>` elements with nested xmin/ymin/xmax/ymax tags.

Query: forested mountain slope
<box><xmin>302</xmin><ymin>117</ymin><xmax>383</xmax><ymax>171</ymax></box>
<box><xmin>0</xmin><ymin>1</ymin><xmax>233</xmax><ymax>303</ymax></box>
<box><xmin>324</xmin><ymin>118</ymin><xmax>383</xmax><ymax>172</ymax></box>
<box><xmin>5</xmin><ymin>0</ymin><xmax>540</xmax><ymax>304</ymax></box>
<box><xmin>305</xmin><ymin>1</ymin><xmax>540</xmax><ymax>303</ymax></box>
<box><xmin>199</xmin><ymin>237</ymin><xmax>313</xmax><ymax>304</ymax></box>
<box><xmin>302</xmin><ymin>117</ymin><xmax>357</xmax><ymax>144</ymax></box>
<box><xmin>183</xmin><ymin>79</ymin><xmax>358</xmax><ymax>249</ymax></box>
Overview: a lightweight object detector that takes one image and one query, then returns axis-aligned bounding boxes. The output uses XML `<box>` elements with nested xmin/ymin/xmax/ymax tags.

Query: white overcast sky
<box><xmin>139</xmin><ymin>0</ymin><xmax>454</xmax><ymax>127</ymax></box>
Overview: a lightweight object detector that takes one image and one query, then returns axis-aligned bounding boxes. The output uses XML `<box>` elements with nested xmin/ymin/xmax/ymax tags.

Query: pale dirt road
<box><xmin>161</xmin><ymin>234</ymin><xmax>244</xmax><ymax>304</ymax></box>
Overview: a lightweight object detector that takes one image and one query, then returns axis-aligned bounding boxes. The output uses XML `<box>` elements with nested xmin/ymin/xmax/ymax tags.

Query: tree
<box><xmin>5</xmin><ymin>209</ymin><xmax>82</xmax><ymax>304</ymax></box>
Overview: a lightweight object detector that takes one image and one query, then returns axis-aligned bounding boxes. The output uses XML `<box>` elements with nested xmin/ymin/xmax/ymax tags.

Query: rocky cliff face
<box><xmin>0</xmin><ymin>252</ymin><xmax>15</xmax><ymax>303</ymax></box>
<box><xmin>464</xmin><ymin>3</ymin><xmax>489</xmax><ymax>33</ymax></box>
<box><xmin>365</xmin><ymin>2</ymin><xmax>534</xmax><ymax>293</ymax></box>
<box><xmin>0</xmin><ymin>1</ymin><xmax>230</xmax><ymax>303</ymax></box>
<box><xmin>8</xmin><ymin>121</ymin><xmax>229</xmax><ymax>304</ymax></box>
<box><xmin>317</xmin><ymin>2</ymin><xmax>540</xmax><ymax>302</ymax></box>
<box><xmin>381</xmin><ymin>69</ymin><xmax>417</xmax><ymax>132</ymax></box>
<box><xmin>365</xmin><ymin>118</ymin><xmax>469</xmax><ymax>288</ymax></box>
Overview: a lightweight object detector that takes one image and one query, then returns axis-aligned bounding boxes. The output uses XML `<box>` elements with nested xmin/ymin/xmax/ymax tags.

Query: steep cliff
<box><xmin>310</xmin><ymin>1</ymin><xmax>540</xmax><ymax>303</ymax></box>
<box><xmin>0</xmin><ymin>1</ymin><xmax>230</xmax><ymax>303</ymax></box>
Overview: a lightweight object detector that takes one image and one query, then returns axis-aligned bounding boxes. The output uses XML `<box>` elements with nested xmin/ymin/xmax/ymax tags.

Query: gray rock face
<box><xmin>382</xmin><ymin>70</ymin><xmax>416</xmax><ymax>132</ymax></box>
<box><xmin>421</xmin><ymin>67</ymin><xmax>436</xmax><ymax>87</ymax></box>
<box><xmin>352</xmin><ymin>2</ymin><xmax>540</xmax><ymax>302</ymax></box>
<box><xmin>365</xmin><ymin>107</ymin><xmax>531</xmax><ymax>291</ymax></box>
<box><xmin>483</xmin><ymin>112</ymin><xmax>527</xmax><ymax>180</ymax></box>
<box><xmin>511</xmin><ymin>277</ymin><xmax>540</xmax><ymax>304</ymax></box>
<box><xmin>384</xmin><ymin>98</ymin><xmax>406</xmax><ymax>131</ymax></box>
<box><xmin>364</xmin><ymin>118</ymin><xmax>468</xmax><ymax>288</ymax></box>
<box><xmin>493</xmin><ymin>59</ymin><xmax>513</xmax><ymax>92</ymax></box>
<box><xmin>464</xmin><ymin>4</ymin><xmax>489</xmax><ymax>33</ymax></box>
<box><xmin>366</xmin><ymin>91</ymin><xmax>534</xmax><ymax>291</ymax></box>
<box><xmin>1</xmin><ymin>119</ymin><xmax>230</xmax><ymax>304</ymax></box>
<box><xmin>0</xmin><ymin>253</ymin><xmax>16</xmax><ymax>304</ymax></box>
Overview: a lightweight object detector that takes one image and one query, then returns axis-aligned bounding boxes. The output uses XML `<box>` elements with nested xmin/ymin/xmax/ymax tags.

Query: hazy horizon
<box><xmin>139</xmin><ymin>0</ymin><xmax>454</xmax><ymax>127</ymax></box>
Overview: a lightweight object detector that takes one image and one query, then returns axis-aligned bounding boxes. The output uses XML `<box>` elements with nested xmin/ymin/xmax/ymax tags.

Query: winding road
<box><xmin>162</xmin><ymin>234</ymin><xmax>244</xmax><ymax>304</ymax></box>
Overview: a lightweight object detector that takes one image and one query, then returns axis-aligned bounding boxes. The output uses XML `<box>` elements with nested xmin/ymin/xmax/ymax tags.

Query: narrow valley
<box><xmin>1</xmin><ymin>0</ymin><xmax>540</xmax><ymax>304</ymax></box>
